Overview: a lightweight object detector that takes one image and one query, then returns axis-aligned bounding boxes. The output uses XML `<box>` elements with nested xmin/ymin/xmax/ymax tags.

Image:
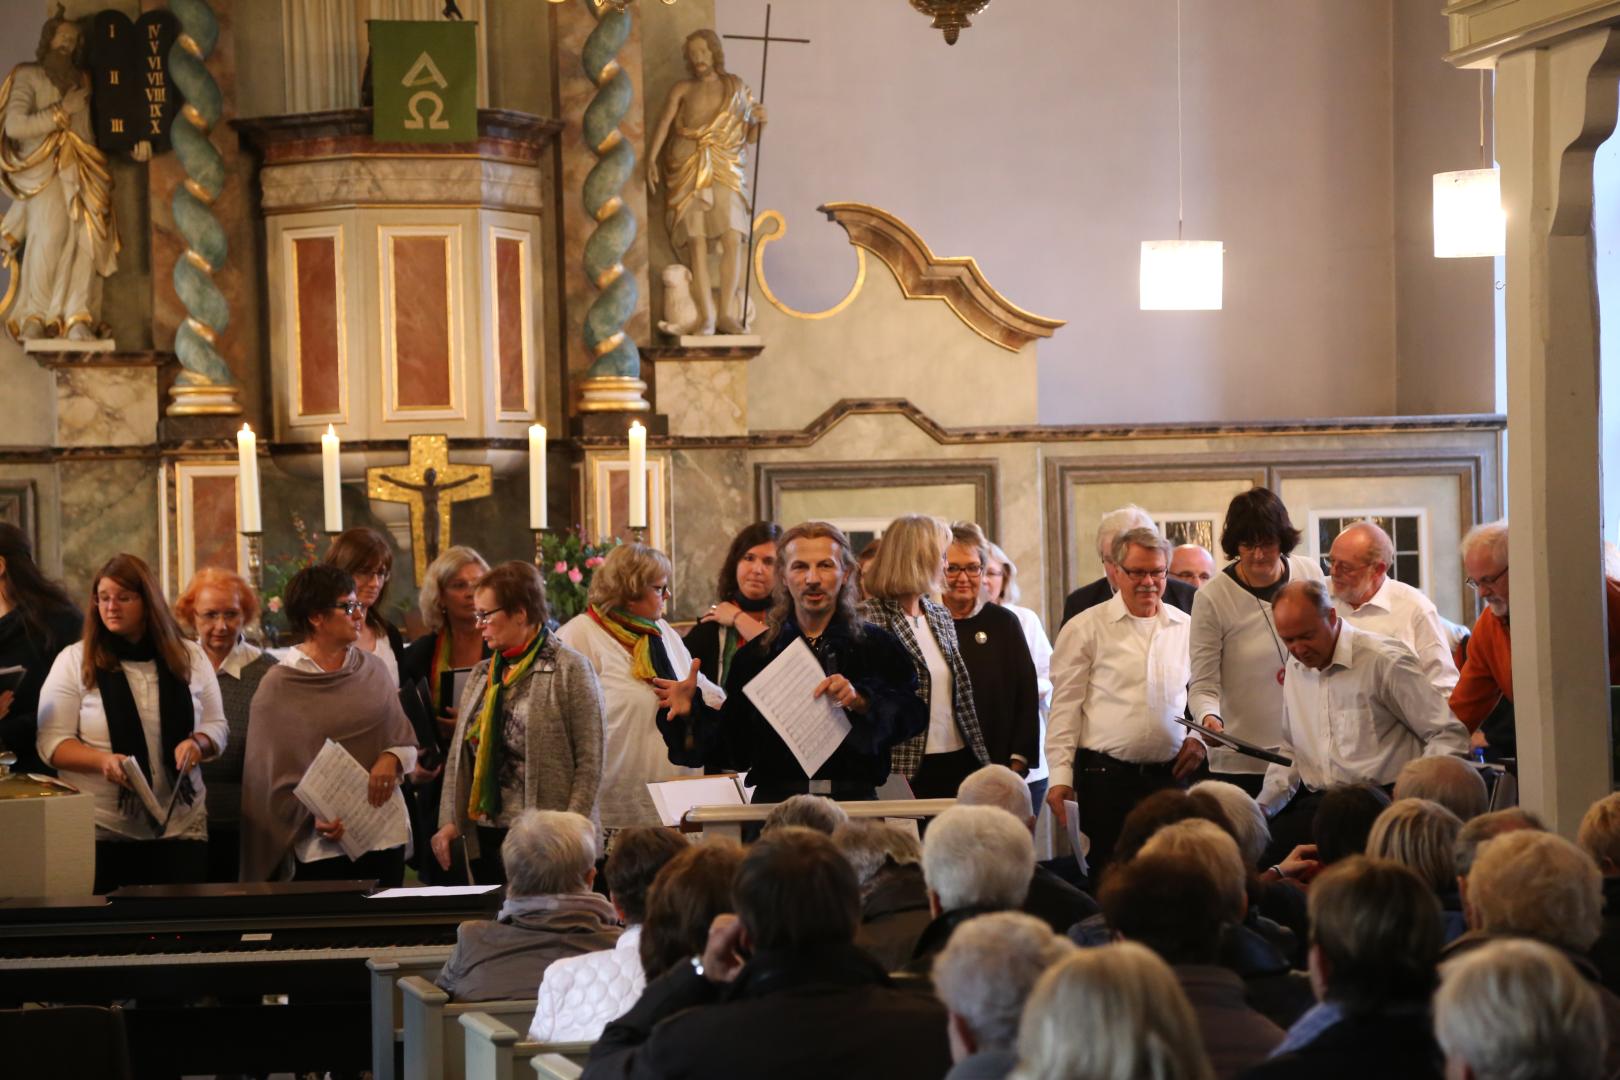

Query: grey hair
<box><xmin>1461</xmin><ymin>520</ymin><xmax>1510</xmax><ymax>567</ymax></box>
<box><xmin>1189</xmin><ymin>780</ymin><xmax>1270</xmax><ymax>869</ymax></box>
<box><xmin>1394</xmin><ymin>756</ymin><xmax>1489</xmax><ymax>822</ymax></box>
<box><xmin>832</xmin><ymin>820</ymin><xmax>921</xmax><ymax>889</ymax></box>
<box><xmin>1110</xmin><ymin>526</ymin><xmax>1170</xmax><ymax>569</ymax></box>
<box><xmin>417</xmin><ymin>545</ymin><xmax>491</xmax><ymax>632</ymax></box>
<box><xmin>933</xmin><ymin>912</ymin><xmax>1075</xmax><ymax>1052</ymax></box>
<box><xmin>957</xmin><ymin>764</ymin><xmax>1035</xmax><ymax>825</ymax></box>
<box><xmin>1274</xmin><ymin>578</ymin><xmax>1333</xmax><ymax>618</ymax></box>
<box><xmin>1435</xmin><ymin>938</ymin><xmax>1607</xmax><ymax>1080</ymax></box>
<box><xmin>985</xmin><ymin>539</ymin><xmax>1021</xmax><ymax>605</ymax></box>
<box><xmin>1455</xmin><ymin>808</ymin><xmax>1545</xmax><ymax>878</ymax></box>
<box><xmin>923</xmin><ymin>805</ymin><xmax>1034</xmax><ymax>913</ymax></box>
<box><xmin>1096</xmin><ymin>505</ymin><xmax>1156</xmax><ymax>562</ymax></box>
<box><xmin>1469</xmin><ymin>830</ymin><xmax>1603</xmax><ymax>951</ymax></box>
<box><xmin>762</xmin><ymin>794</ymin><xmax>849</xmax><ymax>836</ymax></box>
<box><xmin>1336</xmin><ymin>520</ymin><xmax>1395</xmax><ymax>569</ymax></box>
<box><xmin>501</xmin><ymin>809</ymin><xmax>597</xmax><ymax>897</ymax></box>
<box><xmin>1367</xmin><ymin>798</ymin><xmax>1465</xmax><ymax>894</ymax></box>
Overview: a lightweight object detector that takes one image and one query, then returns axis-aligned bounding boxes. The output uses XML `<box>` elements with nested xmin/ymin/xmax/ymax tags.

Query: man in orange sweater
<box><xmin>1449</xmin><ymin>521</ymin><xmax>1620</xmax><ymax>752</ymax></box>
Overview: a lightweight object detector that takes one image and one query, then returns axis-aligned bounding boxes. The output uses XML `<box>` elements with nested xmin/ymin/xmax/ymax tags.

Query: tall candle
<box><xmin>627</xmin><ymin>421</ymin><xmax>647</xmax><ymax>530</ymax></box>
<box><xmin>236</xmin><ymin>423</ymin><xmax>262</xmax><ymax>533</ymax></box>
<box><xmin>528</xmin><ymin>423</ymin><xmax>547</xmax><ymax>530</ymax></box>
<box><xmin>321</xmin><ymin>424</ymin><xmax>343</xmax><ymax>533</ymax></box>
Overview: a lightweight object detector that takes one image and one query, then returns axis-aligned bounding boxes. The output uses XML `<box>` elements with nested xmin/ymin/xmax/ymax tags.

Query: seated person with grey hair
<box><xmin>932</xmin><ymin>912</ymin><xmax>1073</xmax><ymax>1080</ymax></box>
<box><xmin>835</xmin><ymin>819</ymin><xmax>930</xmax><ymax>972</ymax></box>
<box><xmin>435</xmin><ymin>809</ymin><xmax>620</xmax><ymax>1001</ymax></box>
<box><xmin>1453</xmin><ymin>808</ymin><xmax>1543</xmax><ymax>886</ymax></box>
<box><xmin>761</xmin><ymin>792</ymin><xmax>849</xmax><ymax>835</ymax></box>
<box><xmin>957</xmin><ymin>764</ymin><xmax>1097</xmax><ymax>932</ymax></box>
<box><xmin>1392</xmin><ymin>755</ymin><xmax>1489</xmax><ymax>823</ymax></box>
<box><xmin>1434</xmin><ymin>938</ymin><xmax>1608</xmax><ymax>1080</ymax></box>
<box><xmin>1579</xmin><ymin>793</ymin><xmax>1620</xmax><ymax>994</ymax></box>
<box><xmin>908</xmin><ymin>805</ymin><xmax>1035</xmax><ymax>973</ymax></box>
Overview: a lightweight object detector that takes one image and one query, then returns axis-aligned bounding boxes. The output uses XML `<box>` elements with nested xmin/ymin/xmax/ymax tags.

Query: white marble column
<box><xmin>1495</xmin><ymin>26</ymin><xmax>1620</xmax><ymax>833</ymax></box>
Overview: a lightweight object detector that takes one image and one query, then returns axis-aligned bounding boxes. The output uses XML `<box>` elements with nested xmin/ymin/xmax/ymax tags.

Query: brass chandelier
<box><xmin>910</xmin><ymin>0</ymin><xmax>991</xmax><ymax>45</ymax></box>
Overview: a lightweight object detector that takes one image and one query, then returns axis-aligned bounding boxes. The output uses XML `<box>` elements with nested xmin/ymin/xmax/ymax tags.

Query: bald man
<box><xmin>1327</xmin><ymin>521</ymin><xmax>1458</xmax><ymax>699</ymax></box>
<box><xmin>1169</xmin><ymin>544</ymin><xmax>1216</xmax><ymax>589</ymax></box>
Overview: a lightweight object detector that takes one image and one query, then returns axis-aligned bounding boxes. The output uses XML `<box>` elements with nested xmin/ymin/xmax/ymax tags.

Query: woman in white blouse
<box><xmin>323</xmin><ymin>527</ymin><xmax>404</xmax><ymax>684</ymax></box>
<box><xmin>557</xmin><ymin>543</ymin><xmax>722</xmax><ymax>831</ymax></box>
<box><xmin>37</xmin><ymin>553</ymin><xmax>228</xmax><ymax>893</ymax></box>
<box><xmin>1187</xmin><ymin>488</ymin><xmax>1325</xmax><ymax>796</ymax></box>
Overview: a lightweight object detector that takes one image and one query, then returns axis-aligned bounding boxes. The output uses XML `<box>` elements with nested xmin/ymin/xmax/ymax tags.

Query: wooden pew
<box><xmin>369</xmin><ymin>949</ymin><xmax>456</xmax><ymax>1080</ymax></box>
<box><xmin>530</xmin><ymin>1050</ymin><xmax>585</xmax><ymax>1080</ymax></box>
<box><xmin>399</xmin><ymin>974</ymin><xmax>538</xmax><ymax>1080</ymax></box>
<box><xmin>460</xmin><ymin>1011</ymin><xmax>591</xmax><ymax>1080</ymax></box>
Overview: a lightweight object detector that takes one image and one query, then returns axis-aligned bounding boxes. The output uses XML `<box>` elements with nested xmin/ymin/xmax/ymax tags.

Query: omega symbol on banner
<box><xmin>401</xmin><ymin>52</ymin><xmax>450</xmax><ymax>131</ymax></box>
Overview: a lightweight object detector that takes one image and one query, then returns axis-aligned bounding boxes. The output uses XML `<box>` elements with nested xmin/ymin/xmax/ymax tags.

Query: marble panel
<box><xmin>391</xmin><ymin>235</ymin><xmax>454</xmax><ymax>410</ymax></box>
<box><xmin>189</xmin><ymin>474</ymin><xmax>240</xmax><ymax>576</ymax></box>
<box><xmin>58</xmin><ymin>458</ymin><xmax>160</xmax><ymax>596</ymax></box>
<box><xmin>667</xmin><ymin>447</ymin><xmax>751</xmax><ymax>621</ymax></box>
<box><xmin>655</xmin><ymin>359</ymin><xmax>747</xmax><ymax>438</ymax></box>
<box><xmin>54</xmin><ymin>367</ymin><xmax>160</xmax><ymax>448</ymax></box>
<box><xmin>258</xmin><ymin>158</ymin><xmax>544</xmax><ymax>213</ymax></box>
<box><xmin>495</xmin><ymin>236</ymin><xmax>526</xmax><ymax>413</ymax></box>
<box><xmin>293</xmin><ymin>236</ymin><xmax>341</xmax><ymax>417</ymax></box>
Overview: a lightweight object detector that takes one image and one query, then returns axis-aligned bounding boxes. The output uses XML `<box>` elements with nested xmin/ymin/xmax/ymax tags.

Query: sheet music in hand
<box><xmin>292</xmin><ymin>739</ymin><xmax>409</xmax><ymax>861</ymax></box>
<box><xmin>741</xmin><ymin>637</ymin><xmax>852</xmax><ymax>779</ymax></box>
<box><xmin>120</xmin><ymin>756</ymin><xmax>186</xmax><ymax>836</ymax></box>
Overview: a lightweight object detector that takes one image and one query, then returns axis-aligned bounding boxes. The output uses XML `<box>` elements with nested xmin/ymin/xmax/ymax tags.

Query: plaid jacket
<box><xmin>861</xmin><ymin>597</ymin><xmax>990</xmax><ymax>778</ymax></box>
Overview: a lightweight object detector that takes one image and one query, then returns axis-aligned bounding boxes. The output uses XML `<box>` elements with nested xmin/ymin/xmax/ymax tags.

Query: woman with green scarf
<box><xmin>433</xmin><ymin>561</ymin><xmax>605</xmax><ymax>885</ymax></box>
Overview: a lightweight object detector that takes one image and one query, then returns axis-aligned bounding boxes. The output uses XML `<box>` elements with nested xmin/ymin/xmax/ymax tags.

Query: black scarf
<box><xmin>729</xmin><ymin>591</ymin><xmax>773</xmax><ymax>614</ymax></box>
<box><xmin>99</xmin><ymin>634</ymin><xmax>193</xmax><ymax>786</ymax></box>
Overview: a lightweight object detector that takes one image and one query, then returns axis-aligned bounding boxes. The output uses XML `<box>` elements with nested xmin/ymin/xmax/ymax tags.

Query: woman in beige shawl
<box><xmin>241</xmin><ymin>564</ymin><xmax>417</xmax><ymax>885</ymax></box>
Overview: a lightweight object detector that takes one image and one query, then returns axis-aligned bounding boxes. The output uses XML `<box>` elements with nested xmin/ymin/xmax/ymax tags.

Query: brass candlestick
<box><xmin>242</xmin><ymin>531</ymin><xmax>264</xmax><ymax>597</ymax></box>
<box><xmin>533</xmin><ymin>529</ymin><xmax>547</xmax><ymax>568</ymax></box>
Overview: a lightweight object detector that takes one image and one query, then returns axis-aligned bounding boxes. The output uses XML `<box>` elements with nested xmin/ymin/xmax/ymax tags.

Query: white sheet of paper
<box><xmin>645</xmin><ymin>775</ymin><xmax>746</xmax><ymax>827</ymax></box>
<box><xmin>1032</xmin><ymin>798</ymin><xmax>1090</xmax><ymax>877</ymax></box>
<box><xmin>293</xmin><ymin>739</ymin><xmax>409</xmax><ymax>861</ymax></box>
<box><xmin>366</xmin><ymin>884</ymin><xmax>501</xmax><ymax>899</ymax></box>
<box><xmin>741</xmin><ymin>637</ymin><xmax>852</xmax><ymax>779</ymax></box>
<box><xmin>1065</xmin><ymin>799</ymin><xmax>1090</xmax><ymax>878</ymax></box>
<box><xmin>874</xmin><ymin>772</ymin><xmax>914</xmax><ymax>801</ymax></box>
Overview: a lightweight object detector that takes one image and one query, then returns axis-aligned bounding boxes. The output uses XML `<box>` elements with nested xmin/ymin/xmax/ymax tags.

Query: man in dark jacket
<box><xmin>583</xmin><ymin>827</ymin><xmax>951</xmax><ymax>1080</ymax></box>
<box><xmin>956</xmin><ymin>764</ymin><xmax>1098</xmax><ymax>933</ymax></box>
<box><xmin>1058</xmin><ymin>505</ymin><xmax>1198</xmax><ymax>630</ymax></box>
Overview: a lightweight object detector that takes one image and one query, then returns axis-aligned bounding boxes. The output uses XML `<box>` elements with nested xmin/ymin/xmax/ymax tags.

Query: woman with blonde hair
<box><xmin>861</xmin><ymin>514</ymin><xmax>988</xmax><ymax>797</ymax></box>
<box><xmin>1013</xmin><ymin>941</ymin><xmax>1215</xmax><ymax>1080</ymax></box>
<box><xmin>557</xmin><ymin>543</ymin><xmax>720</xmax><ymax>830</ymax></box>
<box><xmin>1366</xmin><ymin>797</ymin><xmax>1466</xmax><ymax>940</ymax></box>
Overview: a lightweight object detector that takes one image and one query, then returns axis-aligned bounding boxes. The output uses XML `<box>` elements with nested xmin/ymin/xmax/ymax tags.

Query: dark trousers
<box><xmin>751</xmin><ymin>781</ymin><xmax>878</xmax><ymax>803</ymax></box>
<box><xmin>94</xmin><ymin>838</ymin><xmax>208</xmax><ymax>894</ymax></box>
<box><xmin>910</xmin><ymin>748</ymin><xmax>982</xmax><ymax>799</ymax></box>
<box><xmin>1075</xmin><ymin>748</ymin><xmax>1181</xmax><ymax>872</ymax></box>
<box><xmin>204</xmin><ymin>823</ymin><xmax>241</xmax><ymax>883</ymax></box>
<box><xmin>472</xmin><ymin>825</ymin><xmax>509</xmax><ymax>885</ymax></box>
<box><xmin>292</xmin><ymin>846</ymin><xmax>405</xmax><ymax>889</ymax></box>
<box><xmin>1262</xmin><ymin>789</ymin><xmax>1328</xmax><ymax>867</ymax></box>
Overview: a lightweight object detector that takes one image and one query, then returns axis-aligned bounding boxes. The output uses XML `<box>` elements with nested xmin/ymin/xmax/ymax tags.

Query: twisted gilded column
<box><xmin>575</xmin><ymin>1</ymin><xmax>647</xmax><ymax>413</ymax></box>
<box><xmin>164</xmin><ymin>0</ymin><xmax>241</xmax><ymax>416</ymax></box>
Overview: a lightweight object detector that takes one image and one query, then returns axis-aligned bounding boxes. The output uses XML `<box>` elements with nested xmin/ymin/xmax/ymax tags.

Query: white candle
<box><xmin>528</xmin><ymin>423</ymin><xmax>547</xmax><ymax>530</ymax></box>
<box><xmin>627</xmin><ymin>421</ymin><xmax>647</xmax><ymax>530</ymax></box>
<box><xmin>236</xmin><ymin>423</ymin><xmax>262</xmax><ymax>533</ymax></box>
<box><xmin>321</xmin><ymin>424</ymin><xmax>343</xmax><ymax>534</ymax></box>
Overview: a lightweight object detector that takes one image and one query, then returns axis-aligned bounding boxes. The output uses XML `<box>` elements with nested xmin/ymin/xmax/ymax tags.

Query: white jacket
<box><xmin>528</xmin><ymin>924</ymin><xmax>645</xmax><ymax>1042</ymax></box>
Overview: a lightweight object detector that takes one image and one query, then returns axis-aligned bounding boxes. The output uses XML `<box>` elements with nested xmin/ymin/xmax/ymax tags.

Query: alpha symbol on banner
<box><xmin>401</xmin><ymin>51</ymin><xmax>450</xmax><ymax>130</ymax></box>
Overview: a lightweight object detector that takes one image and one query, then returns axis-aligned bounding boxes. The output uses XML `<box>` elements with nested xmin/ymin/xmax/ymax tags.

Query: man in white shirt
<box><xmin>1260</xmin><ymin>580</ymin><xmax>1470</xmax><ymax>853</ymax></box>
<box><xmin>1045</xmin><ymin>527</ymin><xmax>1205</xmax><ymax>871</ymax></box>
<box><xmin>1327</xmin><ymin>521</ymin><xmax>1459</xmax><ymax>699</ymax></box>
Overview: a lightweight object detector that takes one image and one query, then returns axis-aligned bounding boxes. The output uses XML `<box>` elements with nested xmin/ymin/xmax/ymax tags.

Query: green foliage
<box><xmin>539</xmin><ymin>530</ymin><xmax>619</xmax><ymax>624</ymax></box>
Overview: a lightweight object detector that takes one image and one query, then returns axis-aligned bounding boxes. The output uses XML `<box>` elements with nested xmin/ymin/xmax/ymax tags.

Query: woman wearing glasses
<box><xmin>1187</xmin><ymin>488</ymin><xmax>1324</xmax><ymax>798</ymax></box>
<box><xmin>557</xmin><ymin>543</ymin><xmax>718</xmax><ymax>830</ymax></box>
<box><xmin>323</xmin><ymin>527</ymin><xmax>404</xmax><ymax>685</ymax></box>
<box><xmin>37</xmin><ymin>553</ymin><xmax>228</xmax><ymax>892</ymax></box>
<box><xmin>431</xmin><ymin>561</ymin><xmax>604</xmax><ymax>884</ymax></box>
<box><xmin>239</xmin><ymin>564</ymin><xmax>417</xmax><ymax>885</ymax></box>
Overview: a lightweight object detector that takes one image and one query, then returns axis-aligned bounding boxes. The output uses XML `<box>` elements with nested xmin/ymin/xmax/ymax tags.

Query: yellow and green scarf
<box><xmin>588</xmin><ymin>604</ymin><xmax>665</xmax><ymax>683</ymax></box>
<box><xmin>466</xmin><ymin>628</ymin><xmax>546</xmax><ymax>823</ymax></box>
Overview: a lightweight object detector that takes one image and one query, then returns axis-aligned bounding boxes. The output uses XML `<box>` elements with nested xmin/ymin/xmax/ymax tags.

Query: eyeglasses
<box><xmin>1465</xmin><ymin>565</ymin><xmax>1509</xmax><ymax>590</ymax></box>
<box><xmin>1236</xmin><ymin>540</ymin><xmax>1280</xmax><ymax>554</ymax></box>
<box><xmin>944</xmin><ymin>564</ymin><xmax>983</xmax><ymax>578</ymax></box>
<box><xmin>196</xmin><ymin>609</ymin><xmax>243</xmax><ymax>623</ymax></box>
<box><xmin>352</xmin><ymin>568</ymin><xmax>390</xmax><ymax>582</ymax></box>
<box><xmin>332</xmin><ymin>601</ymin><xmax>365</xmax><ymax>616</ymax></box>
<box><xmin>1120</xmin><ymin>567</ymin><xmax>1169</xmax><ymax>582</ymax></box>
<box><xmin>649</xmin><ymin>584</ymin><xmax>673</xmax><ymax>599</ymax></box>
<box><xmin>473</xmin><ymin>609</ymin><xmax>504</xmax><ymax>625</ymax></box>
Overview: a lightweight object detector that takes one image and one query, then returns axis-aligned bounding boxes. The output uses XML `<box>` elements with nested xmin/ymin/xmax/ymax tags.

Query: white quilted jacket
<box><xmin>528</xmin><ymin>924</ymin><xmax>646</xmax><ymax>1042</ymax></box>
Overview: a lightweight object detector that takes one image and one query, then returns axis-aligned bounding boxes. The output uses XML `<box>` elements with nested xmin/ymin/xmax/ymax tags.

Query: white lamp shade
<box><xmin>1140</xmin><ymin>240</ymin><xmax>1224</xmax><ymax>310</ymax></box>
<box><xmin>1433</xmin><ymin>168</ymin><xmax>1504</xmax><ymax>258</ymax></box>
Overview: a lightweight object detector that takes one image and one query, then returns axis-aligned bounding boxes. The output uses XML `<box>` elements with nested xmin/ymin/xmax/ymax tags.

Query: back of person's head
<box><xmin>0</xmin><ymin>521</ymin><xmax>78</xmax><ymax>650</ymax></box>
<box><xmin>1012</xmin><ymin>942</ymin><xmax>1215</xmax><ymax>1080</ymax></box>
<box><xmin>501</xmin><ymin>810</ymin><xmax>597</xmax><ymax>898</ymax></box>
<box><xmin>761</xmin><ymin>793</ymin><xmax>849</xmax><ymax>836</ymax></box>
<box><xmin>1456</xmin><ymin>808</ymin><xmax>1545</xmax><ymax>879</ymax></box>
<box><xmin>1312</xmin><ymin>782</ymin><xmax>1393</xmax><ymax>864</ymax></box>
<box><xmin>933</xmin><ymin>912</ymin><xmax>1074</xmax><ymax>1055</ymax></box>
<box><xmin>1188</xmin><ymin>780</ymin><xmax>1270</xmax><ymax>869</ymax></box>
<box><xmin>1112</xmin><ymin>788</ymin><xmax>1235</xmax><ymax>865</ymax></box>
<box><xmin>735</xmin><ymin>827</ymin><xmax>861</xmax><ymax>951</ymax></box>
<box><xmin>1393</xmin><ymin>756</ymin><xmax>1490</xmax><ymax>822</ymax></box>
<box><xmin>1366</xmin><ymin>798</ymin><xmax>1464</xmax><ymax>895</ymax></box>
<box><xmin>832</xmin><ymin>819</ymin><xmax>921</xmax><ymax>890</ymax></box>
<box><xmin>922</xmin><ymin>805</ymin><xmax>1035</xmax><ymax>913</ymax></box>
<box><xmin>1434</xmin><ymin>938</ymin><xmax>1607</xmax><ymax>1080</ymax></box>
<box><xmin>956</xmin><ymin>764</ymin><xmax>1036</xmax><ymax>827</ymax></box>
<box><xmin>863</xmin><ymin>514</ymin><xmax>950</xmax><ymax>600</ymax></box>
<box><xmin>1467</xmin><ymin>830</ymin><xmax>1603</xmax><ymax>952</ymax></box>
<box><xmin>1578</xmin><ymin>793</ymin><xmax>1620</xmax><ymax>874</ymax></box>
<box><xmin>1100</xmin><ymin>854</ymin><xmax>1226</xmax><ymax>966</ymax></box>
<box><xmin>603</xmin><ymin>827</ymin><xmax>690</xmax><ymax>924</ymax></box>
<box><xmin>1138</xmin><ymin>819</ymin><xmax>1247</xmax><ymax>922</ymax></box>
<box><xmin>640</xmin><ymin>839</ymin><xmax>744</xmax><ymax>979</ymax></box>
<box><xmin>1308</xmin><ymin>857</ymin><xmax>1441</xmax><ymax>1013</ymax></box>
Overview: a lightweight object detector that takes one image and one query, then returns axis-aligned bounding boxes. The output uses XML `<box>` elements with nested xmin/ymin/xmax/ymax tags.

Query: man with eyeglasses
<box><xmin>1045</xmin><ymin>526</ymin><xmax>1206</xmax><ymax>871</ymax></box>
<box><xmin>1059</xmin><ymin>505</ymin><xmax>1199</xmax><ymax>630</ymax></box>
<box><xmin>1328</xmin><ymin>521</ymin><xmax>1458</xmax><ymax>700</ymax></box>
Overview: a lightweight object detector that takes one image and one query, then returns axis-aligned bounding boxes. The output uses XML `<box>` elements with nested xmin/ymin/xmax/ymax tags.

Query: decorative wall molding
<box><xmin>1444</xmin><ymin>0</ymin><xmax>1620</xmax><ymax>67</ymax></box>
<box><xmin>756</xmin><ymin>458</ymin><xmax>1000</xmax><ymax>539</ymax></box>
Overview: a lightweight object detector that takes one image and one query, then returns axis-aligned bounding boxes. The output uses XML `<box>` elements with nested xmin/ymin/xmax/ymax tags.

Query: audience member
<box><xmin>910</xmin><ymin>805</ymin><xmax>1036</xmax><ymax>971</ymax></box>
<box><xmin>1367</xmin><ymin>798</ymin><xmax>1466</xmax><ymax>940</ymax></box>
<box><xmin>761</xmin><ymin>792</ymin><xmax>849</xmax><ymax>835</ymax></box>
<box><xmin>586</xmin><ymin>828</ymin><xmax>951</xmax><ymax>1079</ymax></box>
<box><xmin>1579</xmin><ymin>793</ymin><xmax>1620</xmax><ymax>992</ymax></box>
<box><xmin>1194</xmin><ymin>778</ymin><xmax>1312</xmax><ymax>959</ymax></box>
<box><xmin>932</xmin><ymin>912</ymin><xmax>1074</xmax><ymax>1080</ymax></box>
<box><xmin>637</xmin><ymin>839</ymin><xmax>745</xmax><ymax>980</ymax></box>
<box><xmin>1328</xmin><ymin>521</ymin><xmax>1459</xmax><ymax>699</ymax></box>
<box><xmin>1393</xmin><ymin>755</ymin><xmax>1489</xmax><ymax>822</ymax></box>
<box><xmin>836</xmin><ymin>818</ymin><xmax>930</xmax><ymax>971</ymax></box>
<box><xmin>435</xmin><ymin>809</ymin><xmax>619</xmax><ymax>1001</ymax></box>
<box><xmin>1311</xmin><ymin>782</ymin><xmax>1392</xmax><ymax>865</ymax></box>
<box><xmin>682</xmin><ymin>521</ymin><xmax>779</xmax><ymax>689</ymax></box>
<box><xmin>1059</xmin><ymin>504</ymin><xmax>1198</xmax><ymax>626</ymax></box>
<box><xmin>0</xmin><ymin>522</ymin><xmax>92</xmax><ymax>776</ymax></box>
<box><xmin>1434</xmin><ymin>938</ymin><xmax>1607</xmax><ymax>1080</ymax></box>
<box><xmin>529</xmin><ymin>826</ymin><xmax>689</xmax><ymax>1042</ymax></box>
<box><xmin>981</xmin><ymin>539</ymin><xmax>1054</xmax><ymax>808</ymax></box>
<box><xmin>1453</xmin><ymin>807</ymin><xmax>1544</xmax><ymax>885</ymax></box>
<box><xmin>323</xmin><ymin>526</ymin><xmax>404</xmax><ymax>685</ymax></box>
<box><xmin>1241</xmin><ymin>858</ymin><xmax>1445</xmax><ymax>1080</ymax></box>
<box><xmin>1171</xmin><ymin>543</ymin><xmax>1216</xmax><ymax>589</ymax></box>
<box><xmin>1012</xmin><ymin>941</ymin><xmax>1214</xmax><ymax>1080</ymax></box>
<box><xmin>956</xmin><ymin>764</ymin><xmax>1098</xmax><ymax>932</ymax></box>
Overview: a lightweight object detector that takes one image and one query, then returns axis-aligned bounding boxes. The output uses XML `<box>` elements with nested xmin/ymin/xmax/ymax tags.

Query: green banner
<box><xmin>370</xmin><ymin>20</ymin><xmax>477</xmax><ymax>143</ymax></box>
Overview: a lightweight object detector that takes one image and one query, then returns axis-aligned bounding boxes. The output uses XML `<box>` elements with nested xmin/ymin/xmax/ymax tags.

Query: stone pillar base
<box><xmin>166</xmin><ymin>383</ymin><xmax>244</xmax><ymax>417</ymax></box>
<box><xmin>576</xmin><ymin>374</ymin><xmax>651</xmax><ymax>414</ymax></box>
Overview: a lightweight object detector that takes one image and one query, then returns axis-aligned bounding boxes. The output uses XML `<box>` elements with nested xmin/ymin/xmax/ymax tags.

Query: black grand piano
<box><xmin>0</xmin><ymin>880</ymin><xmax>502</xmax><ymax>1076</ymax></box>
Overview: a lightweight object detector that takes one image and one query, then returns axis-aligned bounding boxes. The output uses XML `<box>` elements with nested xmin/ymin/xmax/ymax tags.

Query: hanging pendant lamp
<box><xmin>1434</xmin><ymin>71</ymin><xmax>1504</xmax><ymax>258</ymax></box>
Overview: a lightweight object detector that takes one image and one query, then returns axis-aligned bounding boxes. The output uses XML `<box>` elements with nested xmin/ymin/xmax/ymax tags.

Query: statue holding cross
<box><xmin>366</xmin><ymin>434</ymin><xmax>491</xmax><ymax>584</ymax></box>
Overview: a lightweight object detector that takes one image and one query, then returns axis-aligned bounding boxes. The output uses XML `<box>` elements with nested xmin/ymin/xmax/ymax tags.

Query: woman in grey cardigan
<box><xmin>432</xmin><ymin>561</ymin><xmax>606</xmax><ymax>885</ymax></box>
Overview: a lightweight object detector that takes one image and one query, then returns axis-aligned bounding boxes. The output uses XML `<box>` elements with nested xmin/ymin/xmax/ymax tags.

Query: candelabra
<box><xmin>242</xmin><ymin>531</ymin><xmax>264</xmax><ymax>597</ymax></box>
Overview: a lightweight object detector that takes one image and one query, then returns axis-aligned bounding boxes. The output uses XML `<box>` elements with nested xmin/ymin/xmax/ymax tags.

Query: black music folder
<box><xmin>1172</xmin><ymin>714</ymin><xmax>1293</xmax><ymax>767</ymax></box>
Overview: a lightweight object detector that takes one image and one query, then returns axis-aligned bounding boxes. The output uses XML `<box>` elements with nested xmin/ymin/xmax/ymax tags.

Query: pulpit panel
<box><xmin>490</xmin><ymin>228</ymin><xmax>533</xmax><ymax>420</ymax></box>
<box><xmin>381</xmin><ymin>226</ymin><xmax>463</xmax><ymax>420</ymax></box>
<box><xmin>286</xmin><ymin>227</ymin><xmax>347</xmax><ymax>425</ymax></box>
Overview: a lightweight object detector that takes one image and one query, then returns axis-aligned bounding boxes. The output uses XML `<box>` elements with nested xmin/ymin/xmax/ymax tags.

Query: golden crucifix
<box><xmin>366</xmin><ymin>434</ymin><xmax>492</xmax><ymax>584</ymax></box>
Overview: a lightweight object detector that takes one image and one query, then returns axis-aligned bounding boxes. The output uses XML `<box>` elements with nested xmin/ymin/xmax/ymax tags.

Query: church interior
<box><xmin>1</xmin><ymin>0</ymin><xmax>1619</xmax><ymax>1076</ymax></box>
